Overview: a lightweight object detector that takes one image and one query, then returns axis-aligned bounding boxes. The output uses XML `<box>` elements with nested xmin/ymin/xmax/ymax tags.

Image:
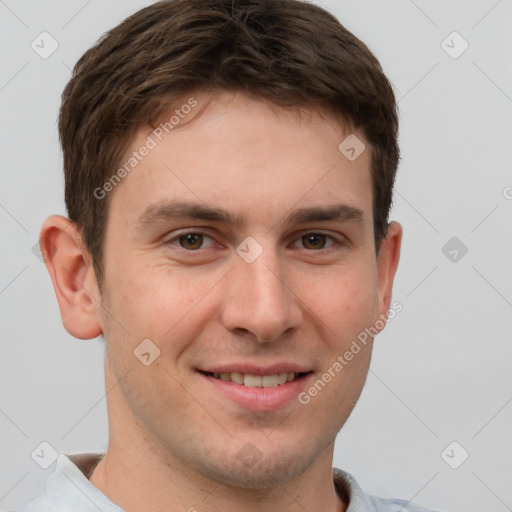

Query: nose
<box><xmin>220</xmin><ymin>247</ymin><xmax>303</xmax><ymax>343</ymax></box>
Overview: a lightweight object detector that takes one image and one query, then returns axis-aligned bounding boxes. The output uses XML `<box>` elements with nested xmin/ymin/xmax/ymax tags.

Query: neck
<box><xmin>90</xmin><ymin>442</ymin><xmax>345</xmax><ymax>512</ymax></box>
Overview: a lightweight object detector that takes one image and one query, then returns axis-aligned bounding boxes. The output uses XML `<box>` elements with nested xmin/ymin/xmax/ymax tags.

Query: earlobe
<box><xmin>375</xmin><ymin>221</ymin><xmax>402</xmax><ymax>329</ymax></box>
<box><xmin>40</xmin><ymin>215</ymin><xmax>103</xmax><ymax>340</ymax></box>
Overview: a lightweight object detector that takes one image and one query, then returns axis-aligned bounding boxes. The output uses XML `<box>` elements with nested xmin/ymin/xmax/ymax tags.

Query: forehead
<box><xmin>107</xmin><ymin>91</ymin><xmax>373</xmax><ymax>230</ymax></box>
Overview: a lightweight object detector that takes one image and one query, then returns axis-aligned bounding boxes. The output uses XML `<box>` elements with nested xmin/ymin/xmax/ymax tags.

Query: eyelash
<box><xmin>162</xmin><ymin>229</ymin><xmax>344</xmax><ymax>253</ymax></box>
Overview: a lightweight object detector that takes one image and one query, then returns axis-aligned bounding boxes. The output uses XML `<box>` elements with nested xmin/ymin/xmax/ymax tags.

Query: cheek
<box><xmin>306</xmin><ymin>262</ymin><xmax>378</xmax><ymax>342</ymax></box>
<box><xmin>104</xmin><ymin>261</ymin><xmax>220</xmax><ymax>351</ymax></box>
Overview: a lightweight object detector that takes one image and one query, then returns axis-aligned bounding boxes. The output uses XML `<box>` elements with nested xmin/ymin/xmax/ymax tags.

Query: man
<box><xmin>12</xmin><ymin>0</ymin><xmax>439</xmax><ymax>510</ymax></box>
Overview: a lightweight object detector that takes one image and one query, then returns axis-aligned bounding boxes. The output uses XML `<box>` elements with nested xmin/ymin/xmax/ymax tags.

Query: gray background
<box><xmin>1</xmin><ymin>1</ymin><xmax>511</xmax><ymax>511</ymax></box>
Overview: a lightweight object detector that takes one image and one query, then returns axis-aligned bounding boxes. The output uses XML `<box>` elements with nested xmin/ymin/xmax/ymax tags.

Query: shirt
<box><xmin>10</xmin><ymin>453</ymin><xmax>440</xmax><ymax>512</ymax></box>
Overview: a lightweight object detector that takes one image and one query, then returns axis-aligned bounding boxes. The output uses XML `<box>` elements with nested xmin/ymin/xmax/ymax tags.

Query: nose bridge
<box><xmin>221</xmin><ymin>241</ymin><xmax>301</xmax><ymax>342</ymax></box>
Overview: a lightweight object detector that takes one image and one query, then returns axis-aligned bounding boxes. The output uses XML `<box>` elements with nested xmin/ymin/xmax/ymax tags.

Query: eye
<box><xmin>293</xmin><ymin>232</ymin><xmax>337</xmax><ymax>250</ymax></box>
<box><xmin>165</xmin><ymin>231</ymin><xmax>217</xmax><ymax>251</ymax></box>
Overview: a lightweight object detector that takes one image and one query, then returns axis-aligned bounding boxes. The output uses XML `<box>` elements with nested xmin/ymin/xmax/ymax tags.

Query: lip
<box><xmin>197</xmin><ymin>363</ymin><xmax>311</xmax><ymax>376</ymax></box>
<box><xmin>197</xmin><ymin>368</ymin><xmax>314</xmax><ymax>412</ymax></box>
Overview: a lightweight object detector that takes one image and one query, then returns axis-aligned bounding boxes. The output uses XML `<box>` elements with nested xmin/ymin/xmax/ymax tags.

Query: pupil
<box><xmin>181</xmin><ymin>234</ymin><xmax>202</xmax><ymax>249</ymax></box>
<box><xmin>305</xmin><ymin>234</ymin><xmax>325</xmax><ymax>249</ymax></box>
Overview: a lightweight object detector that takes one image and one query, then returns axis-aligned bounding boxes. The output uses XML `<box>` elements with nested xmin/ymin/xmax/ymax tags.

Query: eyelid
<box><xmin>162</xmin><ymin>229</ymin><xmax>217</xmax><ymax>249</ymax></box>
<box><xmin>162</xmin><ymin>228</ymin><xmax>345</xmax><ymax>252</ymax></box>
<box><xmin>291</xmin><ymin>230</ymin><xmax>344</xmax><ymax>250</ymax></box>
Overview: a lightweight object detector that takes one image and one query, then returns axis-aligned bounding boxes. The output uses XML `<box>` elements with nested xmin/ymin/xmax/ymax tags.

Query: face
<box><xmin>96</xmin><ymin>91</ymin><xmax>396</xmax><ymax>488</ymax></box>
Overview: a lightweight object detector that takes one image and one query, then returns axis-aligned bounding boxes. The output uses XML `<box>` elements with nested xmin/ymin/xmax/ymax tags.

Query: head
<box><xmin>58</xmin><ymin>0</ymin><xmax>399</xmax><ymax>285</ymax></box>
<box><xmin>42</xmin><ymin>0</ymin><xmax>402</xmax><ymax>491</ymax></box>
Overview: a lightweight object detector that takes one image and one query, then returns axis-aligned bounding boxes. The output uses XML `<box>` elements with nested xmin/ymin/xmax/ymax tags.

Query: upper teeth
<box><xmin>213</xmin><ymin>372</ymin><xmax>297</xmax><ymax>388</ymax></box>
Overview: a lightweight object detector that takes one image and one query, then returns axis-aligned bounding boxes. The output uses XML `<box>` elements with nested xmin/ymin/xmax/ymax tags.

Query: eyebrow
<box><xmin>135</xmin><ymin>200</ymin><xmax>364</xmax><ymax>230</ymax></box>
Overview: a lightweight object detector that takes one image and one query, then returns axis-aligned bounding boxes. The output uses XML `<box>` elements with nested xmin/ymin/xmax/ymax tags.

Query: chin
<box><xmin>188</xmin><ymin>436</ymin><xmax>329</xmax><ymax>490</ymax></box>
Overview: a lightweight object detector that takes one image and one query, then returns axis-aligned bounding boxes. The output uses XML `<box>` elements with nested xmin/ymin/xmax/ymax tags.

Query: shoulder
<box><xmin>368</xmin><ymin>495</ymin><xmax>442</xmax><ymax>512</ymax></box>
<box><xmin>9</xmin><ymin>493</ymin><xmax>51</xmax><ymax>512</ymax></box>
<box><xmin>9</xmin><ymin>452</ymin><xmax>107</xmax><ymax>512</ymax></box>
<box><xmin>333</xmin><ymin>468</ymin><xmax>442</xmax><ymax>512</ymax></box>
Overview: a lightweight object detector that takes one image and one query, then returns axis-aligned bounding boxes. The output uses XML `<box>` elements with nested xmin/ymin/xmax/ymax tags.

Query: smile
<box><xmin>200</xmin><ymin>371</ymin><xmax>309</xmax><ymax>388</ymax></box>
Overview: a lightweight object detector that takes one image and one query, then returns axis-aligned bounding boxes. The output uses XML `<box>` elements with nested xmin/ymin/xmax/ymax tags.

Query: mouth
<box><xmin>197</xmin><ymin>367</ymin><xmax>314</xmax><ymax>411</ymax></box>
<box><xmin>198</xmin><ymin>371</ymin><xmax>311</xmax><ymax>388</ymax></box>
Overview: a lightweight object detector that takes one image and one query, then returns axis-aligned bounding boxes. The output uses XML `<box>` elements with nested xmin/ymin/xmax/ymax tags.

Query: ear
<box><xmin>374</xmin><ymin>221</ymin><xmax>402</xmax><ymax>330</ymax></box>
<box><xmin>40</xmin><ymin>215</ymin><xmax>103</xmax><ymax>339</ymax></box>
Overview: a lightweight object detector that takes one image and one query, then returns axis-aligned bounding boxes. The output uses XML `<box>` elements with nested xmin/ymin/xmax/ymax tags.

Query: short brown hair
<box><xmin>59</xmin><ymin>0</ymin><xmax>399</xmax><ymax>283</ymax></box>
